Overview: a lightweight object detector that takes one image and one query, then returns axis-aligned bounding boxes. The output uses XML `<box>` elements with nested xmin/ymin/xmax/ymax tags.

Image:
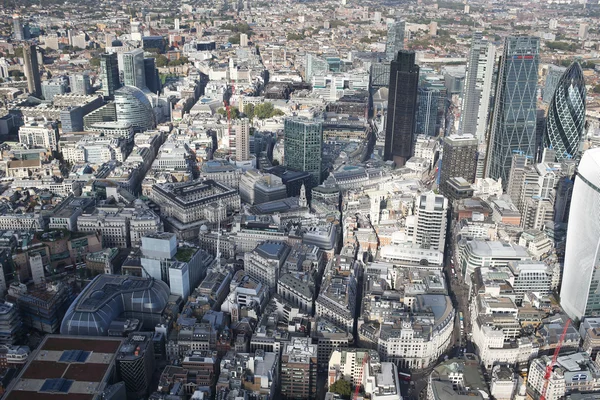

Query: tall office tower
<box><xmin>385</xmin><ymin>21</ymin><xmax>405</xmax><ymax>61</ymax></box>
<box><xmin>71</xmin><ymin>72</ymin><xmax>91</xmax><ymax>95</ymax></box>
<box><xmin>560</xmin><ymin>148</ymin><xmax>600</xmax><ymax>320</ymax></box>
<box><xmin>281</xmin><ymin>338</ymin><xmax>318</xmax><ymax>400</ymax></box>
<box><xmin>506</xmin><ymin>153</ymin><xmax>531</xmax><ymax>210</ymax></box>
<box><xmin>12</xmin><ymin>15</ymin><xmax>23</xmax><ymax>41</ymax></box>
<box><xmin>116</xmin><ymin>332</ymin><xmax>155</xmax><ymax>400</ymax></box>
<box><xmin>412</xmin><ymin>192</ymin><xmax>448</xmax><ymax>251</ymax></box>
<box><xmin>122</xmin><ymin>48</ymin><xmax>146</xmax><ymax>90</ymax></box>
<box><xmin>544</xmin><ymin>62</ymin><xmax>586</xmax><ymax>161</ymax></box>
<box><xmin>240</xmin><ymin>33</ymin><xmax>249</xmax><ymax>47</ymax></box>
<box><xmin>22</xmin><ymin>45</ymin><xmax>42</xmax><ymax>97</ymax></box>
<box><xmin>284</xmin><ymin>117</ymin><xmax>323</xmax><ymax>186</ymax></box>
<box><xmin>486</xmin><ymin>36</ymin><xmax>540</xmax><ymax>187</ymax></box>
<box><xmin>416</xmin><ymin>85</ymin><xmax>441</xmax><ymax>137</ymax></box>
<box><xmin>384</xmin><ymin>50</ymin><xmax>419</xmax><ymax>166</ymax></box>
<box><xmin>543</xmin><ymin>65</ymin><xmax>567</xmax><ymax>103</ymax></box>
<box><xmin>579</xmin><ymin>23</ymin><xmax>589</xmax><ymax>41</ymax></box>
<box><xmin>460</xmin><ymin>33</ymin><xmax>495</xmax><ymax>144</ymax></box>
<box><xmin>305</xmin><ymin>53</ymin><xmax>328</xmax><ymax>83</ymax></box>
<box><xmin>440</xmin><ymin>134</ymin><xmax>478</xmax><ymax>196</ymax></box>
<box><xmin>144</xmin><ymin>57</ymin><xmax>160</xmax><ymax>93</ymax></box>
<box><xmin>100</xmin><ymin>53</ymin><xmax>121</xmax><ymax>99</ymax></box>
<box><xmin>235</xmin><ymin>118</ymin><xmax>250</xmax><ymax>161</ymax></box>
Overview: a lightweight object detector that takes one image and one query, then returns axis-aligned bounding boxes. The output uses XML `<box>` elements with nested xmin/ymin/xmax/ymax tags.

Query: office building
<box><xmin>459</xmin><ymin>240</ymin><xmax>531</xmax><ymax>278</ymax></box>
<box><xmin>305</xmin><ymin>54</ymin><xmax>329</xmax><ymax>83</ymax></box>
<box><xmin>561</xmin><ymin>148</ymin><xmax>600</xmax><ymax>320</ymax></box>
<box><xmin>144</xmin><ymin>57</ymin><xmax>160</xmax><ymax>94</ymax></box>
<box><xmin>235</xmin><ymin>118</ymin><xmax>250</xmax><ymax>162</ymax></box>
<box><xmin>100</xmin><ymin>53</ymin><xmax>121</xmax><ymax>98</ymax></box>
<box><xmin>18</xmin><ymin>122</ymin><xmax>59</xmax><ymax>151</ymax></box>
<box><xmin>284</xmin><ymin>117</ymin><xmax>323</xmax><ymax>186</ymax></box>
<box><xmin>13</xmin><ymin>15</ymin><xmax>24</xmax><ymax>41</ymax></box>
<box><xmin>579</xmin><ymin>23</ymin><xmax>589</xmax><ymax>41</ymax></box>
<box><xmin>315</xmin><ymin>271</ymin><xmax>356</xmax><ymax>332</ymax></box>
<box><xmin>328</xmin><ymin>349</ymin><xmax>378</xmax><ymax>387</ymax></box>
<box><xmin>244</xmin><ymin>241</ymin><xmax>290</xmax><ymax>293</ymax></box>
<box><xmin>486</xmin><ymin>36</ymin><xmax>539</xmax><ymax>186</ymax></box>
<box><xmin>41</xmin><ymin>80</ymin><xmax>68</xmax><ymax>101</ymax></box>
<box><xmin>240</xmin><ymin>33</ymin><xmax>249</xmax><ymax>47</ymax></box>
<box><xmin>3</xmin><ymin>335</ymin><xmax>124</xmax><ymax>400</ymax></box>
<box><xmin>384</xmin><ymin>50</ymin><xmax>419</xmax><ymax>166</ymax></box>
<box><xmin>23</xmin><ymin>44</ymin><xmax>42</xmax><ymax>97</ymax></box>
<box><xmin>114</xmin><ymin>85</ymin><xmax>156</xmax><ymax>132</ymax></box>
<box><xmin>544</xmin><ymin>62</ymin><xmax>586</xmax><ymax>161</ymax></box>
<box><xmin>122</xmin><ymin>48</ymin><xmax>146</xmax><ymax>90</ymax></box>
<box><xmin>543</xmin><ymin>65</ymin><xmax>567</xmax><ymax>103</ymax></box>
<box><xmin>460</xmin><ymin>33</ymin><xmax>495</xmax><ymax>145</ymax></box>
<box><xmin>280</xmin><ymin>338</ymin><xmax>318</xmax><ymax>400</ymax></box>
<box><xmin>116</xmin><ymin>332</ymin><xmax>155</xmax><ymax>400</ymax></box>
<box><xmin>416</xmin><ymin>84</ymin><xmax>442</xmax><ymax>137</ymax></box>
<box><xmin>385</xmin><ymin>21</ymin><xmax>405</xmax><ymax>61</ymax></box>
<box><xmin>0</xmin><ymin>301</ymin><xmax>21</xmax><ymax>345</ymax></box>
<box><xmin>427</xmin><ymin>355</ymin><xmax>489</xmax><ymax>400</ymax></box>
<box><xmin>71</xmin><ymin>72</ymin><xmax>91</xmax><ymax>95</ymax></box>
<box><xmin>440</xmin><ymin>134</ymin><xmax>478</xmax><ymax>198</ymax></box>
<box><xmin>411</xmin><ymin>192</ymin><xmax>448</xmax><ymax>251</ymax></box>
<box><xmin>61</xmin><ymin>274</ymin><xmax>170</xmax><ymax>336</ymax></box>
<box><xmin>239</xmin><ymin>170</ymin><xmax>288</xmax><ymax>205</ymax></box>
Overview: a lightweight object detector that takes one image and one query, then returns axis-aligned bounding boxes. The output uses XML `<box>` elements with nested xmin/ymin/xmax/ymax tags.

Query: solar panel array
<box><xmin>40</xmin><ymin>378</ymin><xmax>74</xmax><ymax>393</ymax></box>
<box><xmin>58</xmin><ymin>349</ymin><xmax>91</xmax><ymax>363</ymax></box>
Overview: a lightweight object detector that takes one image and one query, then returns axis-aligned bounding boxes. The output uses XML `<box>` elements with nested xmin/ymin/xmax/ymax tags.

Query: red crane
<box><xmin>354</xmin><ymin>354</ymin><xmax>369</xmax><ymax>400</ymax></box>
<box><xmin>540</xmin><ymin>318</ymin><xmax>571</xmax><ymax>400</ymax></box>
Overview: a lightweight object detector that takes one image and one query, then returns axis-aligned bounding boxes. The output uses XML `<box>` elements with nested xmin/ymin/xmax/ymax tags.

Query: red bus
<box><xmin>398</xmin><ymin>372</ymin><xmax>411</xmax><ymax>382</ymax></box>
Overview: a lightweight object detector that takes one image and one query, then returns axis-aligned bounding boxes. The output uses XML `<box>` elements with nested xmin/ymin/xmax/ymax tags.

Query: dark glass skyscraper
<box><xmin>544</xmin><ymin>62</ymin><xmax>586</xmax><ymax>161</ymax></box>
<box><xmin>284</xmin><ymin>117</ymin><xmax>323</xmax><ymax>186</ymax></box>
<box><xmin>486</xmin><ymin>36</ymin><xmax>540</xmax><ymax>186</ymax></box>
<box><xmin>100</xmin><ymin>53</ymin><xmax>121</xmax><ymax>99</ymax></box>
<box><xmin>384</xmin><ymin>50</ymin><xmax>419</xmax><ymax>166</ymax></box>
<box><xmin>23</xmin><ymin>44</ymin><xmax>41</xmax><ymax>97</ymax></box>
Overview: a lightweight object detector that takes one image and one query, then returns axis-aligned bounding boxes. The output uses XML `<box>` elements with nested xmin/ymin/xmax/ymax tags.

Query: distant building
<box><xmin>71</xmin><ymin>72</ymin><xmax>92</xmax><ymax>95</ymax></box>
<box><xmin>385</xmin><ymin>21</ymin><xmax>405</xmax><ymax>61</ymax></box>
<box><xmin>100</xmin><ymin>53</ymin><xmax>122</xmax><ymax>98</ymax></box>
<box><xmin>23</xmin><ymin>45</ymin><xmax>41</xmax><ymax>97</ymax></box>
<box><xmin>122</xmin><ymin>48</ymin><xmax>146</xmax><ymax>90</ymax></box>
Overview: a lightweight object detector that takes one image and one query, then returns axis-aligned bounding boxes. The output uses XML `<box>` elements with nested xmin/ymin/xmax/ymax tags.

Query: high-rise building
<box><xmin>416</xmin><ymin>84</ymin><xmax>442</xmax><ymax>137</ymax></box>
<box><xmin>235</xmin><ymin>118</ymin><xmax>250</xmax><ymax>162</ymax></box>
<box><xmin>385</xmin><ymin>21</ymin><xmax>405</xmax><ymax>61</ymax></box>
<box><xmin>12</xmin><ymin>15</ymin><xmax>23</xmax><ymax>41</ymax></box>
<box><xmin>100</xmin><ymin>53</ymin><xmax>121</xmax><ymax>99</ymax></box>
<box><xmin>280</xmin><ymin>338</ymin><xmax>318</xmax><ymax>400</ymax></box>
<box><xmin>240</xmin><ymin>33</ymin><xmax>249</xmax><ymax>47</ymax></box>
<box><xmin>122</xmin><ymin>48</ymin><xmax>146</xmax><ymax>90</ymax></box>
<box><xmin>384</xmin><ymin>50</ymin><xmax>419</xmax><ymax>166</ymax></box>
<box><xmin>486</xmin><ymin>36</ymin><xmax>540</xmax><ymax>187</ymax></box>
<box><xmin>116</xmin><ymin>332</ymin><xmax>155</xmax><ymax>400</ymax></box>
<box><xmin>542</xmin><ymin>65</ymin><xmax>567</xmax><ymax>103</ymax></box>
<box><xmin>71</xmin><ymin>72</ymin><xmax>91</xmax><ymax>95</ymax></box>
<box><xmin>579</xmin><ymin>23</ymin><xmax>589</xmax><ymax>41</ymax></box>
<box><xmin>114</xmin><ymin>86</ymin><xmax>156</xmax><ymax>132</ymax></box>
<box><xmin>544</xmin><ymin>62</ymin><xmax>586</xmax><ymax>161</ymax></box>
<box><xmin>305</xmin><ymin>54</ymin><xmax>328</xmax><ymax>83</ymax></box>
<box><xmin>22</xmin><ymin>44</ymin><xmax>42</xmax><ymax>97</ymax></box>
<box><xmin>460</xmin><ymin>33</ymin><xmax>495</xmax><ymax>145</ymax></box>
<box><xmin>144</xmin><ymin>57</ymin><xmax>160</xmax><ymax>94</ymax></box>
<box><xmin>411</xmin><ymin>192</ymin><xmax>448</xmax><ymax>251</ymax></box>
<box><xmin>440</xmin><ymin>134</ymin><xmax>478</xmax><ymax>197</ymax></box>
<box><xmin>284</xmin><ymin>117</ymin><xmax>323</xmax><ymax>186</ymax></box>
<box><xmin>561</xmin><ymin>148</ymin><xmax>600</xmax><ymax>320</ymax></box>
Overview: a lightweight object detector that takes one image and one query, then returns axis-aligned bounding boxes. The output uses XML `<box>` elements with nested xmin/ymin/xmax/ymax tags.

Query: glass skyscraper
<box><xmin>416</xmin><ymin>85</ymin><xmax>441</xmax><ymax>137</ymax></box>
<box><xmin>305</xmin><ymin>53</ymin><xmax>328</xmax><ymax>83</ymax></box>
<box><xmin>384</xmin><ymin>50</ymin><xmax>419</xmax><ymax>166</ymax></box>
<box><xmin>122</xmin><ymin>48</ymin><xmax>146</xmax><ymax>90</ymax></box>
<box><xmin>100</xmin><ymin>53</ymin><xmax>121</xmax><ymax>99</ymax></box>
<box><xmin>560</xmin><ymin>148</ymin><xmax>600</xmax><ymax>320</ymax></box>
<box><xmin>284</xmin><ymin>117</ymin><xmax>323</xmax><ymax>186</ymax></box>
<box><xmin>542</xmin><ymin>65</ymin><xmax>567</xmax><ymax>103</ymax></box>
<box><xmin>486</xmin><ymin>36</ymin><xmax>540</xmax><ymax>186</ymax></box>
<box><xmin>544</xmin><ymin>62</ymin><xmax>586</xmax><ymax>161</ymax></box>
<box><xmin>385</xmin><ymin>21</ymin><xmax>405</xmax><ymax>61</ymax></box>
<box><xmin>460</xmin><ymin>33</ymin><xmax>496</xmax><ymax>144</ymax></box>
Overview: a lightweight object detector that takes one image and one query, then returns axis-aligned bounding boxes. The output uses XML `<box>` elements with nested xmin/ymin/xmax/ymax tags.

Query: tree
<box><xmin>89</xmin><ymin>57</ymin><xmax>100</xmax><ymax>67</ymax></box>
<box><xmin>593</xmin><ymin>84</ymin><xmax>600</xmax><ymax>94</ymax></box>
<box><xmin>155</xmin><ymin>54</ymin><xmax>168</xmax><ymax>68</ymax></box>
<box><xmin>329</xmin><ymin>379</ymin><xmax>352</xmax><ymax>398</ymax></box>
<box><xmin>254</xmin><ymin>102</ymin><xmax>283</xmax><ymax>119</ymax></box>
<box><xmin>244</xmin><ymin>103</ymin><xmax>255</xmax><ymax>121</ymax></box>
<box><xmin>229</xmin><ymin>34</ymin><xmax>241</xmax><ymax>44</ymax></box>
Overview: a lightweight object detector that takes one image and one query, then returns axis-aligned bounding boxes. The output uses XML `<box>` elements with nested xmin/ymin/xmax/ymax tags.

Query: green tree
<box><xmin>593</xmin><ymin>84</ymin><xmax>600</xmax><ymax>94</ymax></box>
<box><xmin>217</xmin><ymin>106</ymin><xmax>240</xmax><ymax>119</ymax></box>
<box><xmin>89</xmin><ymin>57</ymin><xmax>101</xmax><ymax>67</ymax></box>
<box><xmin>287</xmin><ymin>32</ymin><xmax>305</xmax><ymax>41</ymax></box>
<box><xmin>244</xmin><ymin>103</ymin><xmax>255</xmax><ymax>120</ymax></box>
<box><xmin>155</xmin><ymin>54</ymin><xmax>168</xmax><ymax>68</ymax></box>
<box><xmin>329</xmin><ymin>379</ymin><xmax>352</xmax><ymax>398</ymax></box>
<box><xmin>229</xmin><ymin>34</ymin><xmax>241</xmax><ymax>44</ymax></box>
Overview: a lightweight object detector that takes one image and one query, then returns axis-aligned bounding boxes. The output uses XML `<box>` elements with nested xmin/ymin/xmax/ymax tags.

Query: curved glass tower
<box><xmin>560</xmin><ymin>148</ymin><xmax>600</xmax><ymax>320</ymax></box>
<box><xmin>114</xmin><ymin>85</ymin><xmax>156</xmax><ymax>133</ymax></box>
<box><xmin>544</xmin><ymin>62</ymin><xmax>586</xmax><ymax>161</ymax></box>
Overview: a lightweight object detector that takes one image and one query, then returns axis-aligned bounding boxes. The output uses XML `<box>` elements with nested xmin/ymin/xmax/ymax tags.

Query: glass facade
<box><xmin>114</xmin><ymin>86</ymin><xmax>156</xmax><ymax>132</ymax></box>
<box><xmin>560</xmin><ymin>148</ymin><xmax>600</xmax><ymax>320</ymax></box>
<box><xmin>284</xmin><ymin>118</ymin><xmax>323</xmax><ymax>186</ymax></box>
<box><xmin>542</xmin><ymin>65</ymin><xmax>567</xmax><ymax>103</ymax></box>
<box><xmin>122</xmin><ymin>48</ymin><xmax>146</xmax><ymax>90</ymax></box>
<box><xmin>100</xmin><ymin>53</ymin><xmax>121</xmax><ymax>99</ymax></box>
<box><xmin>544</xmin><ymin>62</ymin><xmax>586</xmax><ymax>161</ymax></box>
<box><xmin>416</xmin><ymin>85</ymin><xmax>441</xmax><ymax>137</ymax></box>
<box><xmin>384</xmin><ymin>50</ymin><xmax>419</xmax><ymax>165</ymax></box>
<box><xmin>486</xmin><ymin>36</ymin><xmax>540</xmax><ymax>187</ymax></box>
<box><xmin>460</xmin><ymin>33</ymin><xmax>495</xmax><ymax>144</ymax></box>
<box><xmin>305</xmin><ymin>54</ymin><xmax>328</xmax><ymax>83</ymax></box>
<box><xmin>385</xmin><ymin>21</ymin><xmax>405</xmax><ymax>61</ymax></box>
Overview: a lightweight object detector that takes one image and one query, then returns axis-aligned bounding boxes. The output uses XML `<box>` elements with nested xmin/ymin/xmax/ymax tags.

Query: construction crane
<box><xmin>540</xmin><ymin>318</ymin><xmax>571</xmax><ymax>400</ymax></box>
<box><xmin>354</xmin><ymin>354</ymin><xmax>369</xmax><ymax>400</ymax></box>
